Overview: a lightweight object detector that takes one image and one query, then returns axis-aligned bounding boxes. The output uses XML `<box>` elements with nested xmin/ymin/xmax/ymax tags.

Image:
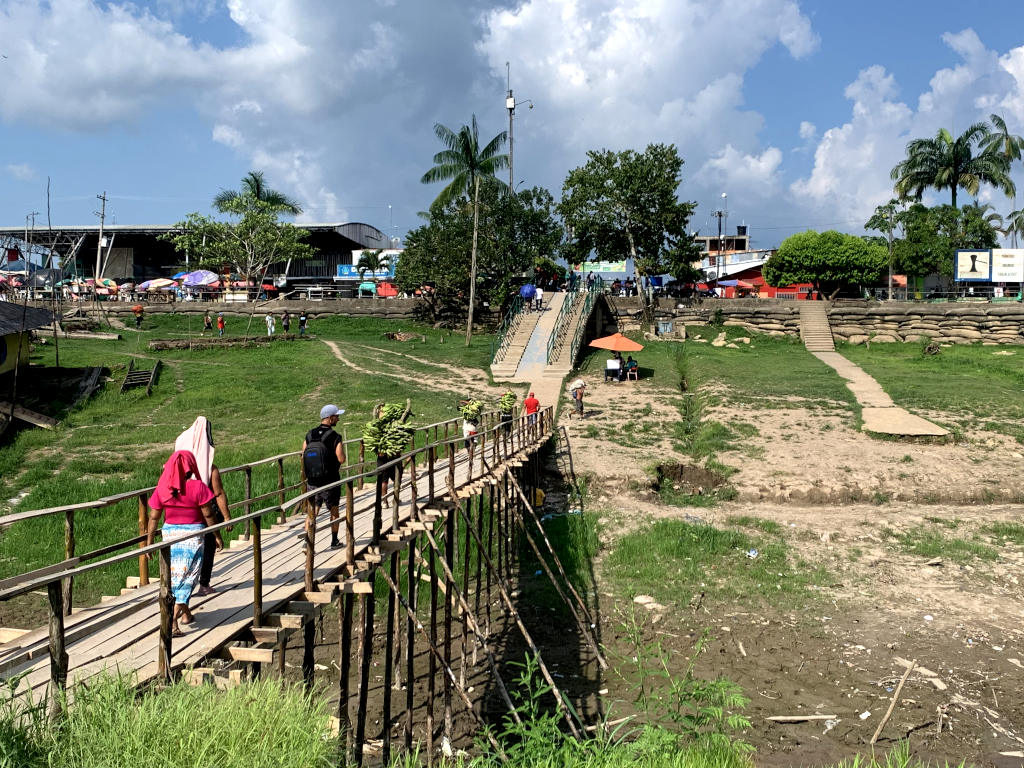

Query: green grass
<box><xmin>724</xmin><ymin>515</ymin><xmax>783</xmax><ymax>535</ymax></box>
<box><xmin>981</xmin><ymin>521</ymin><xmax>1024</xmax><ymax>546</ymax></box>
<box><xmin>604</xmin><ymin>520</ymin><xmax>828</xmax><ymax>608</ymax></box>
<box><xmin>0</xmin><ymin>314</ymin><xmax>498</xmax><ymax>608</ymax></box>
<box><xmin>0</xmin><ymin>675</ymin><xmax>333</xmax><ymax>768</ymax></box>
<box><xmin>839</xmin><ymin>343</ymin><xmax>1024</xmax><ymax>435</ymax></box>
<box><xmin>880</xmin><ymin>525</ymin><xmax>998</xmax><ymax>563</ymax></box>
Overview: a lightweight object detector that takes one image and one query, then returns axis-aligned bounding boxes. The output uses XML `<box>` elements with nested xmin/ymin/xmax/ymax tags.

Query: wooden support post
<box><xmin>451</xmin><ymin>490</ymin><xmax>581</xmax><ymax>738</ymax></box>
<box><xmin>46</xmin><ymin>581</ymin><xmax>68</xmax><ymax>721</ymax></box>
<box><xmin>418</xmin><ymin>523</ymin><xmax>520</xmax><ymax>724</ymax></box>
<box><xmin>243</xmin><ymin>467</ymin><xmax>253</xmax><ymax>540</ymax></box>
<box><xmin>460</xmin><ymin>495</ymin><xmax>472</xmax><ymax>685</ymax></box>
<box><xmin>484</xmin><ymin>484</ymin><xmax>494</xmax><ymax>636</ymax></box>
<box><xmin>372</xmin><ymin>477</ymin><xmax>384</xmax><ymax>546</ymax></box>
<box><xmin>382</xmin><ymin>552</ymin><xmax>398</xmax><ymax>766</ymax></box>
<box><xmin>427</xmin><ymin>525</ymin><xmax>438</xmax><ymax>767</ymax></box>
<box><xmin>62</xmin><ymin>510</ymin><xmax>74</xmax><ymax>616</ymax></box>
<box><xmin>353</xmin><ymin>575</ymin><xmax>376</xmax><ymax>767</ymax></box>
<box><xmin>252</xmin><ymin>513</ymin><xmax>263</xmax><ymax>628</ymax></box>
<box><xmin>501</xmin><ymin>466</ymin><xmax>607</xmax><ymax>670</ymax></box>
<box><xmin>392</xmin><ymin>469</ymin><xmax>404</xmax><ymax>693</ymax></box>
<box><xmin>157</xmin><ymin>547</ymin><xmax>173</xmax><ymax>683</ymax></box>
<box><xmin>443</xmin><ymin>502</ymin><xmax>454</xmax><ymax>741</ymax></box>
<box><xmin>358</xmin><ymin>442</ymin><xmax>365</xmax><ymax>490</ymax></box>
<box><xmin>277</xmin><ymin>457</ymin><xmax>286</xmax><ymax>507</ymax></box>
<box><xmin>475</xmin><ymin>489</ymin><xmax>485</xmax><ymax>626</ymax></box>
<box><xmin>404</xmin><ymin>538</ymin><xmax>417</xmax><ymax>751</ymax></box>
<box><xmin>392</xmin><ymin>464</ymin><xmax>402</xmax><ymax>531</ymax></box>
<box><xmin>427</xmin><ymin>438</ymin><xmax>435</xmax><ymax>502</ymax></box>
<box><xmin>304</xmin><ymin>499</ymin><xmax>316</xmax><ymax>593</ymax></box>
<box><xmin>137</xmin><ymin>493</ymin><xmax>150</xmax><ymax>587</ymax></box>
<box><xmin>377</xmin><ymin>567</ymin><xmax>507</xmax><ymax>760</ymax></box>
<box><xmin>338</xmin><ymin>591</ymin><xmax>355</xmax><ymax>764</ymax></box>
<box><xmin>302</xmin><ymin>618</ymin><xmax>315</xmax><ymax>692</ymax></box>
<box><xmin>346</xmin><ymin>479</ymin><xmax>356</xmax><ymax>570</ymax></box>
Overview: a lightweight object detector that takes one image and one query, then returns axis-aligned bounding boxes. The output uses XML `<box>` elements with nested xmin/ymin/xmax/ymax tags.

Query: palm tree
<box><xmin>421</xmin><ymin>115</ymin><xmax>508</xmax><ymax>345</ymax></box>
<box><xmin>962</xmin><ymin>201</ymin><xmax>1005</xmax><ymax>239</ymax></box>
<box><xmin>982</xmin><ymin>114</ymin><xmax>1024</xmax><ymax>246</ymax></box>
<box><xmin>356</xmin><ymin>249</ymin><xmax>389</xmax><ymax>285</ymax></box>
<box><xmin>1005</xmin><ymin>209</ymin><xmax>1024</xmax><ymax>246</ymax></box>
<box><xmin>214</xmin><ymin>171</ymin><xmax>302</xmax><ymax>215</ymax></box>
<box><xmin>891</xmin><ymin>123</ymin><xmax>1015</xmax><ymax>209</ymax></box>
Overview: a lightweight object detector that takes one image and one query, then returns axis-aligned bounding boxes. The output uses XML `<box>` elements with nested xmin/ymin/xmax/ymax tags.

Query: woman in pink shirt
<box><xmin>146</xmin><ymin>450</ymin><xmax>223</xmax><ymax>635</ymax></box>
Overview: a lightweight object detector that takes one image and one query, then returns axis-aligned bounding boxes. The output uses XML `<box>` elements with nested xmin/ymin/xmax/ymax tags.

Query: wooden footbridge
<box><xmin>0</xmin><ymin>407</ymin><xmax>604</xmax><ymax>764</ymax></box>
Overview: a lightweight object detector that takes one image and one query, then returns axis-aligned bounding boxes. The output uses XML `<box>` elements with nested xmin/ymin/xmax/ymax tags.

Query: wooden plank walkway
<box><xmin>0</xmin><ymin>428</ymin><xmax>544</xmax><ymax>704</ymax></box>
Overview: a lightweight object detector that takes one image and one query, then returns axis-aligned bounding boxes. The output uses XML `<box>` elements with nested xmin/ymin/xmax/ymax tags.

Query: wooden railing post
<box><xmin>157</xmin><ymin>546</ymin><xmax>173</xmax><ymax>682</ymax></box>
<box><xmin>304</xmin><ymin>498</ymin><xmax>317</xmax><ymax>593</ymax></box>
<box><xmin>243</xmin><ymin>467</ymin><xmax>253</xmax><ymax>540</ymax></box>
<box><xmin>276</xmin><ymin>458</ymin><xmax>285</xmax><ymax>507</ymax></box>
<box><xmin>345</xmin><ymin>479</ymin><xmax>355</xmax><ymax>570</ymax></box>
<box><xmin>447</xmin><ymin>442</ymin><xmax>455</xmax><ymax>493</ymax></box>
<box><xmin>427</xmin><ymin>439</ymin><xmax>436</xmax><ymax>502</ymax></box>
<box><xmin>252</xmin><ymin>512</ymin><xmax>264</xmax><ymax>628</ymax></box>
<box><xmin>358</xmin><ymin>442</ymin><xmax>366</xmax><ymax>490</ymax></box>
<box><xmin>137</xmin><ymin>493</ymin><xmax>150</xmax><ymax>587</ymax></box>
<box><xmin>46</xmin><ymin>581</ymin><xmax>68</xmax><ymax>721</ymax></box>
<box><xmin>62</xmin><ymin>510</ymin><xmax>74</xmax><ymax>616</ymax></box>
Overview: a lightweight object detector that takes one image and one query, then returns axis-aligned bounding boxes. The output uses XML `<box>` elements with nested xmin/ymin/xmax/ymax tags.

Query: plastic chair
<box><xmin>626</xmin><ymin>367</ymin><xmax>639</xmax><ymax>381</ymax></box>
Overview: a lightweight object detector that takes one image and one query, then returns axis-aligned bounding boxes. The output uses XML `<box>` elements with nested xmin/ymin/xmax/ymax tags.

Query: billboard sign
<box><xmin>573</xmin><ymin>260</ymin><xmax>627</xmax><ymax>273</ymax></box>
<box><xmin>992</xmin><ymin>249</ymin><xmax>1024</xmax><ymax>282</ymax></box>
<box><xmin>954</xmin><ymin>250</ymin><xmax>991</xmax><ymax>282</ymax></box>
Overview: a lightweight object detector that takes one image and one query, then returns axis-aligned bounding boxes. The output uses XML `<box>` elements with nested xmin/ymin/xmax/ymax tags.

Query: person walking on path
<box><xmin>133</xmin><ymin>305</ymin><xmax>144</xmax><ymax>329</ymax></box>
<box><xmin>523</xmin><ymin>391</ymin><xmax>540</xmax><ymax>426</ymax></box>
<box><xmin>281</xmin><ymin>310</ymin><xmax>291</xmax><ymax>334</ymax></box>
<box><xmin>174</xmin><ymin>417</ymin><xmax>231</xmax><ymax>596</ymax></box>
<box><xmin>217</xmin><ymin>313</ymin><xmax>225</xmax><ymax>337</ymax></box>
<box><xmin>202</xmin><ymin>311</ymin><xmax>213</xmax><ymax>336</ymax></box>
<box><xmin>145</xmin><ymin>450</ymin><xmax>222</xmax><ymax>635</ymax></box>
<box><xmin>302</xmin><ymin>404</ymin><xmax>345</xmax><ymax>548</ymax></box>
<box><xmin>569</xmin><ymin>379</ymin><xmax>586</xmax><ymax>419</ymax></box>
<box><xmin>265</xmin><ymin>312</ymin><xmax>276</xmax><ymax>337</ymax></box>
<box><xmin>535</xmin><ymin>285</ymin><xmax>544</xmax><ymax>311</ymax></box>
<box><xmin>299</xmin><ymin>312</ymin><xmax>308</xmax><ymax>336</ymax></box>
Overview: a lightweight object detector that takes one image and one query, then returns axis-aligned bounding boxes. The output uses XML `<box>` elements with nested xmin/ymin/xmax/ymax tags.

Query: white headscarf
<box><xmin>174</xmin><ymin>416</ymin><xmax>215</xmax><ymax>486</ymax></box>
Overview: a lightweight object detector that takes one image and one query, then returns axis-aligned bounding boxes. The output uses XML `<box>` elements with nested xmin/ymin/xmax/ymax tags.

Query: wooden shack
<box><xmin>0</xmin><ymin>302</ymin><xmax>54</xmax><ymax>375</ymax></box>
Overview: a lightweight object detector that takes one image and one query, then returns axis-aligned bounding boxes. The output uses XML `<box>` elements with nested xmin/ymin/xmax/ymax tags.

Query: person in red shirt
<box><xmin>145</xmin><ymin>450</ymin><xmax>222</xmax><ymax>635</ymax></box>
<box><xmin>523</xmin><ymin>391</ymin><xmax>540</xmax><ymax>426</ymax></box>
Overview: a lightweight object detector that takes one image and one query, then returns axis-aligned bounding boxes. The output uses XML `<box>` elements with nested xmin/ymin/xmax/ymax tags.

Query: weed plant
<box><xmin>880</xmin><ymin>525</ymin><xmax>998</xmax><ymax>563</ymax></box>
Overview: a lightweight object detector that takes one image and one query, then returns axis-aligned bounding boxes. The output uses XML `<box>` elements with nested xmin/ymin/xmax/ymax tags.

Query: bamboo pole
<box><xmin>339</xmin><ymin>590</ymin><xmax>355</xmax><ymax>764</ymax></box>
<box><xmin>404</xmin><ymin>538</ymin><xmax>417</xmax><ymax>751</ymax></box>
<box><xmin>304</xmin><ymin>498</ymin><xmax>316</xmax><ymax>593</ymax></box>
<box><xmin>252</xmin><ymin>512</ymin><xmax>263</xmax><ymax>628</ymax></box>
<box><xmin>62</xmin><ymin>510</ymin><xmax>74</xmax><ymax>616</ymax></box>
<box><xmin>377</xmin><ymin>566</ymin><xmax>507</xmax><ymax>760</ymax></box>
<box><xmin>346</xmin><ymin>479</ymin><xmax>356</xmax><ymax>570</ymax></box>
<box><xmin>243</xmin><ymin>467</ymin><xmax>253</xmax><ymax>540</ymax></box>
<box><xmin>427</xmin><ymin>521</ymin><xmax>438</xmax><ymax>767</ymax></box>
<box><xmin>46</xmin><ymin>581</ymin><xmax>68</xmax><ymax>721</ymax></box>
<box><xmin>157</xmin><ymin>547</ymin><xmax>173</xmax><ymax>683</ymax></box>
<box><xmin>276</xmin><ymin>457</ymin><xmax>286</xmax><ymax>507</ymax></box>
<box><xmin>460</xmin><ymin>495</ymin><xmax>472</xmax><ymax>686</ymax></box>
<box><xmin>353</xmin><ymin>575</ymin><xmax>376</xmax><ymax>768</ymax></box>
<box><xmin>450</xmin><ymin>486</ymin><xmax>581</xmax><ymax>738</ymax></box>
<box><xmin>443</xmin><ymin>500</ymin><xmax>454</xmax><ymax>742</ymax></box>
<box><xmin>382</xmin><ymin>552</ymin><xmax>398</xmax><ymax>766</ymax></box>
<box><xmin>137</xmin><ymin>493</ymin><xmax>150</xmax><ymax>586</ymax></box>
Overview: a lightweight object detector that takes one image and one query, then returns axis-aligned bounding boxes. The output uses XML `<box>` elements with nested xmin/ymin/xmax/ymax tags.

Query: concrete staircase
<box><xmin>546</xmin><ymin>292</ymin><xmax>589</xmax><ymax>376</ymax></box>
<box><xmin>799</xmin><ymin>302</ymin><xmax>835</xmax><ymax>352</ymax></box>
<box><xmin>490</xmin><ymin>293</ymin><xmax>564</xmax><ymax>381</ymax></box>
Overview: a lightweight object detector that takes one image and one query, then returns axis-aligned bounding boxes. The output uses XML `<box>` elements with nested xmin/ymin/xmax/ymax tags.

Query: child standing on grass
<box><xmin>217</xmin><ymin>313</ymin><xmax>225</xmax><ymax>337</ymax></box>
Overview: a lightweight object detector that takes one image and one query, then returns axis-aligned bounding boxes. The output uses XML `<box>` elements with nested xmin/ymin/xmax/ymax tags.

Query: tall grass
<box><xmin>0</xmin><ymin>675</ymin><xmax>334</xmax><ymax>768</ymax></box>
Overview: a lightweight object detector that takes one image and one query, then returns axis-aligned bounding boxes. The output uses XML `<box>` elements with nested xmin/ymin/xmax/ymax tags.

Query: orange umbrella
<box><xmin>588</xmin><ymin>332</ymin><xmax>644</xmax><ymax>352</ymax></box>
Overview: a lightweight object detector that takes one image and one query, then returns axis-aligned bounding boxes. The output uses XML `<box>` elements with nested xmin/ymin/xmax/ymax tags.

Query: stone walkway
<box><xmin>811</xmin><ymin>351</ymin><xmax>949</xmax><ymax>437</ymax></box>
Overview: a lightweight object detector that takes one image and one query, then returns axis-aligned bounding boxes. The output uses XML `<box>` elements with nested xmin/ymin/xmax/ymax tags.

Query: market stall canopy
<box><xmin>376</xmin><ymin>282</ymin><xmax>398</xmax><ymax>298</ymax></box>
<box><xmin>588</xmin><ymin>332</ymin><xmax>644</xmax><ymax>352</ymax></box>
<box><xmin>139</xmin><ymin>278</ymin><xmax>178</xmax><ymax>291</ymax></box>
<box><xmin>182</xmin><ymin>269</ymin><xmax>219</xmax><ymax>286</ymax></box>
<box><xmin>358</xmin><ymin>281</ymin><xmax>377</xmax><ymax>294</ymax></box>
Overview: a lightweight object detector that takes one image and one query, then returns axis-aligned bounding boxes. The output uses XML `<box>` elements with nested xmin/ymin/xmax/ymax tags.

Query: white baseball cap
<box><xmin>320</xmin><ymin>404</ymin><xmax>344</xmax><ymax>419</ymax></box>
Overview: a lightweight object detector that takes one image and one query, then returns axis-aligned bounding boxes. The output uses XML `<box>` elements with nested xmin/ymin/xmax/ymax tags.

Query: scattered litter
<box><xmin>598</xmin><ymin>688</ymin><xmax>608</xmax><ymax>695</ymax></box>
<box><xmin>859</xmin><ymin>711</ymin><xmax>871</xmax><ymax>720</ymax></box>
<box><xmin>314</xmin><ymin>663</ymin><xmax>328</xmax><ymax>671</ymax></box>
<box><xmin>534</xmin><ymin>570</ymin><xmax>542</xmax><ymax>576</ymax></box>
<box><xmin>925</xmin><ymin>558</ymin><xmax>943</xmax><ymax>567</ymax></box>
<box><xmin>823</xmin><ymin>718</ymin><xmax>840</xmax><ymax>734</ymax></box>
<box><xmin>992</xmin><ymin>645</ymin><xmax>1003</xmax><ymax>651</ymax></box>
<box><xmin>746</xmin><ymin>549</ymin><xmax>759</xmax><ymax>559</ymax></box>
<box><xmin>923</xmin><ymin>615</ymin><xmax>933</xmax><ymax>622</ymax></box>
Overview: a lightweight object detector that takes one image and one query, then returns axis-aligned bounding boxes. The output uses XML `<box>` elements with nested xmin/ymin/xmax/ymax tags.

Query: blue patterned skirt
<box><xmin>165</xmin><ymin>523</ymin><xmax>205</xmax><ymax>606</ymax></box>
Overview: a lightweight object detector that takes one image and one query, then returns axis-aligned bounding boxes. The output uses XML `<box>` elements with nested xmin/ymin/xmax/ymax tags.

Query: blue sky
<box><xmin>2</xmin><ymin>0</ymin><xmax>1024</xmax><ymax>251</ymax></box>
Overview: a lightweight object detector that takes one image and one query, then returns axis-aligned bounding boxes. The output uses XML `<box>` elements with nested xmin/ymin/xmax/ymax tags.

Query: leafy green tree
<box><xmin>891</xmin><ymin>123</ymin><xmax>1015</xmax><ymax>208</ymax></box>
<box><xmin>558</xmin><ymin>143</ymin><xmax>701</xmax><ymax>317</ymax></box>
<box><xmin>163</xmin><ymin>197</ymin><xmax>314</xmax><ymax>298</ymax></box>
<box><xmin>1006</xmin><ymin>208</ymin><xmax>1024</xmax><ymax>245</ymax></box>
<box><xmin>982</xmin><ymin>114</ymin><xmax>1024</xmax><ymax>246</ymax></box>
<box><xmin>395</xmin><ymin>184</ymin><xmax>561</xmax><ymax>324</ymax></box>
<box><xmin>421</xmin><ymin>114</ymin><xmax>508</xmax><ymax>345</ymax></box>
<box><xmin>762</xmin><ymin>230</ymin><xmax>886</xmax><ymax>298</ymax></box>
<box><xmin>891</xmin><ymin>203</ymin><xmax>999</xmax><ymax>287</ymax></box>
<box><xmin>213</xmin><ymin>171</ymin><xmax>302</xmax><ymax>216</ymax></box>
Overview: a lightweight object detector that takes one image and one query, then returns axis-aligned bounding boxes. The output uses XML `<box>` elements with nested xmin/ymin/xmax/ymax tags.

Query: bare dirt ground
<box><xmin>558</xmin><ymin>371</ymin><xmax>1024</xmax><ymax>766</ymax></box>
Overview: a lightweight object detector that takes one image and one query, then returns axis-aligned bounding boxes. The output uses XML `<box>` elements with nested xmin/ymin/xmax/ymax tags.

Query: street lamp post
<box><xmin>505</xmin><ymin>63</ymin><xmax>532</xmax><ymax>194</ymax></box>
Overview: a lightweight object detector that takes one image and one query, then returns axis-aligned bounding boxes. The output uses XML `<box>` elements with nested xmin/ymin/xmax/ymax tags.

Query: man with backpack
<box><xmin>302</xmin><ymin>404</ymin><xmax>346</xmax><ymax>549</ymax></box>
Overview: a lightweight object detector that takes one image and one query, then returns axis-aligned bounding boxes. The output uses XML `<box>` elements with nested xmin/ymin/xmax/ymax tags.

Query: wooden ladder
<box><xmin>120</xmin><ymin>359</ymin><xmax>162</xmax><ymax>396</ymax></box>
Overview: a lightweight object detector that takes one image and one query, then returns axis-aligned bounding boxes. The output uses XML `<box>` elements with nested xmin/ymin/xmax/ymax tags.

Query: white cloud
<box><xmin>5</xmin><ymin>163</ymin><xmax>34</xmax><ymax>181</ymax></box>
<box><xmin>798</xmin><ymin>121</ymin><xmax>817</xmax><ymax>140</ymax></box>
<box><xmin>700</xmin><ymin>145</ymin><xmax>783</xmax><ymax>194</ymax></box>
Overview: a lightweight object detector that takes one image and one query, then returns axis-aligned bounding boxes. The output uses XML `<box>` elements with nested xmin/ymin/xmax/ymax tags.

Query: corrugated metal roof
<box><xmin>0</xmin><ymin>302</ymin><xmax>55</xmax><ymax>336</ymax></box>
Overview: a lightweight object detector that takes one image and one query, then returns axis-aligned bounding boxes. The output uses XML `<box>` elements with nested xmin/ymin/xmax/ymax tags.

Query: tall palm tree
<box><xmin>356</xmin><ymin>249</ymin><xmax>390</xmax><ymax>283</ymax></box>
<box><xmin>1005</xmin><ymin>208</ymin><xmax>1024</xmax><ymax>246</ymax></box>
<box><xmin>214</xmin><ymin>171</ymin><xmax>302</xmax><ymax>215</ymax></box>
<box><xmin>962</xmin><ymin>201</ymin><xmax>1005</xmax><ymax>238</ymax></box>
<box><xmin>421</xmin><ymin>115</ymin><xmax>508</xmax><ymax>345</ymax></box>
<box><xmin>891</xmin><ymin>123</ymin><xmax>1015</xmax><ymax>209</ymax></box>
<box><xmin>982</xmin><ymin>114</ymin><xmax>1024</xmax><ymax>246</ymax></box>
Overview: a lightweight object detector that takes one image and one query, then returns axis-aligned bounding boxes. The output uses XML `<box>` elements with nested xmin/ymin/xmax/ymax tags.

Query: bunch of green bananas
<box><xmin>460</xmin><ymin>399</ymin><xmax>485</xmax><ymax>420</ymax></box>
<box><xmin>498</xmin><ymin>392</ymin><xmax>516</xmax><ymax>414</ymax></box>
<box><xmin>363</xmin><ymin>403</ymin><xmax>414</xmax><ymax>457</ymax></box>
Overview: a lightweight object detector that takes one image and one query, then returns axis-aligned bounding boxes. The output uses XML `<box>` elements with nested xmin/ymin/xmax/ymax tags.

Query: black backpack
<box><xmin>303</xmin><ymin>429</ymin><xmax>332</xmax><ymax>485</ymax></box>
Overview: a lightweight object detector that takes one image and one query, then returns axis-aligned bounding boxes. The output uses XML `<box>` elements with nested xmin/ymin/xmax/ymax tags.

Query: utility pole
<box><xmin>506</xmin><ymin>62</ymin><xmax>514</xmax><ymax>192</ymax></box>
<box><xmin>94</xmin><ymin>192</ymin><xmax>107</xmax><ymax>279</ymax></box>
<box><xmin>25</xmin><ymin>212</ymin><xmax>39</xmax><ymax>261</ymax></box>
<box><xmin>887</xmin><ymin>206</ymin><xmax>894</xmax><ymax>301</ymax></box>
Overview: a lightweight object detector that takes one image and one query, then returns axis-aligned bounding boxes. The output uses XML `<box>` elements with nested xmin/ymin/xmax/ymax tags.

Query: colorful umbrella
<box><xmin>588</xmin><ymin>332</ymin><xmax>644</xmax><ymax>352</ymax></box>
<box><xmin>139</xmin><ymin>278</ymin><xmax>177</xmax><ymax>291</ymax></box>
<box><xmin>519</xmin><ymin>284</ymin><xmax>536</xmax><ymax>300</ymax></box>
<box><xmin>182</xmin><ymin>269</ymin><xmax>218</xmax><ymax>286</ymax></box>
<box><xmin>172</xmin><ymin>271</ymin><xmax>189</xmax><ymax>279</ymax></box>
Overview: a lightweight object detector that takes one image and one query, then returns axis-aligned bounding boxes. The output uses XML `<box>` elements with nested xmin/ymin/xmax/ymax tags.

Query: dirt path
<box><xmin>321</xmin><ymin>339</ymin><xmax>511</xmax><ymax>399</ymax></box>
<box><xmin>559</xmin><ymin>368</ymin><xmax>1024</xmax><ymax>765</ymax></box>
